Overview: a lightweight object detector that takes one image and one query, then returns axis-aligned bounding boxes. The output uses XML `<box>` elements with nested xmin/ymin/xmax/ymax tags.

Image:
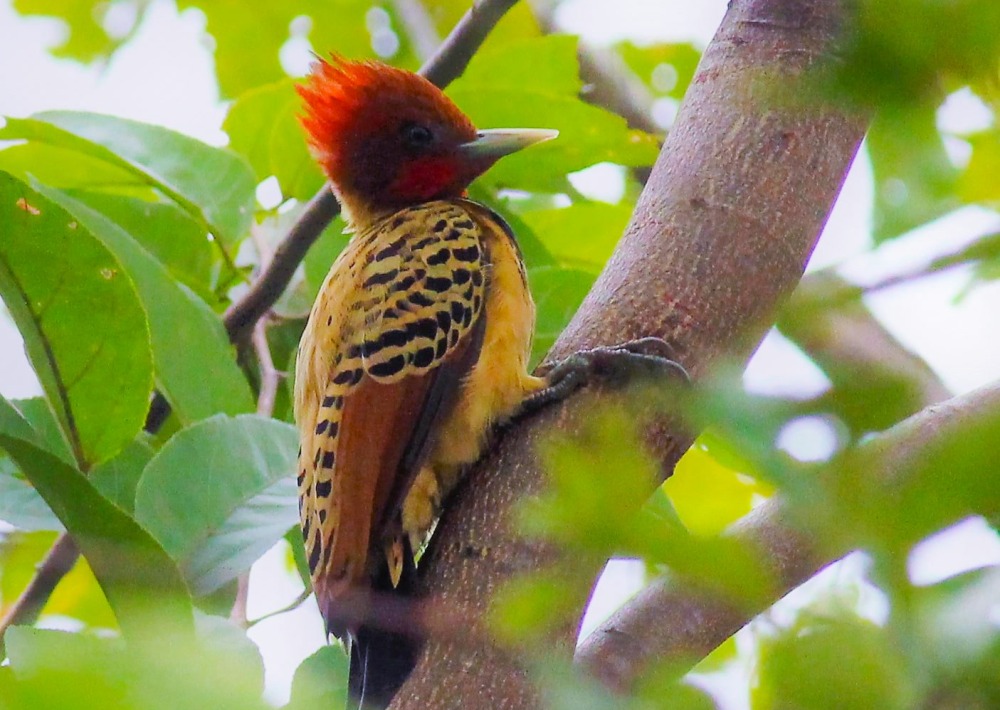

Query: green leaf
<box><xmin>457</xmin><ymin>34</ymin><xmax>582</xmax><ymax>95</ymax></box>
<box><xmin>90</xmin><ymin>436</ymin><xmax>156</xmax><ymax>515</ymax></box>
<box><xmin>0</xmin><ymin>112</ymin><xmax>256</xmax><ymax>244</ymax></box>
<box><xmin>0</xmin><ymin>397</ymin><xmax>195</xmax><ymax>638</ymax></box>
<box><xmin>450</xmin><ymin>35</ymin><xmax>659</xmax><ymax>193</ymax></box>
<box><xmin>0</xmin><ymin>141</ymin><xmax>149</xmax><ymax>195</ymax></box>
<box><xmin>134</xmin><ymin>415</ymin><xmax>298</xmax><ymax>595</ymax></box>
<box><xmin>522</xmin><ymin>202</ymin><xmax>632</xmax><ymax>270</ymax></box>
<box><xmin>960</xmin><ymin>129</ymin><xmax>1000</xmax><ymax>205</ymax></box>
<box><xmin>179</xmin><ymin>0</ymin><xmax>383</xmax><ymax>98</ymax></box>
<box><xmin>529</xmin><ymin>265</ymin><xmax>596</xmax><ymax>362</ymax></box>
<box><xmin>11</xmin><ymin>0</ymin><xmax>142</xmax><ymax>63</ymax></box>
<box><xmin>37</xmin><ymin>186</ymin><xmax>255</xmax><ymax>424</ymax></box>
<box><xmin>452</xmin><ymin>90</ymin><xmax>659</xmax><ymax>193</ymax></box>
<box><xmin>224</xmin><ymin>79</ymin><xmax>325</xmax><ymax>202</ymax></box>
<box><xmin>867</xmin><ymin>105</ymin><xmax>959</xmax><ymax>241</ymax></box>
<box><xmin>286</xmin><ymin>645</ymin><xmax>350</xmax><ymax>710</ymax></box>
<box><xmin>5</xmin><ymin>625</ymin><xmax>271</xmax><ymax>710</ymax></box>
<box><xmin>66</xmin><ymin>191</ymin><xmax>216</xmax><ymax>299</ymax></box>
<box><xmin>754</xmin><ymin>615</ymin><xmax>913</xmax><ymax>710</ymax></box>
<box><xmin>0</xmin><ymin>172</ymin><xmax>153</xmax><ymax>466</ymax></box>
<box><xmin>616</xmin><ymin>41</ymin><xmax>702</xmax><ymax>100</ymax></box>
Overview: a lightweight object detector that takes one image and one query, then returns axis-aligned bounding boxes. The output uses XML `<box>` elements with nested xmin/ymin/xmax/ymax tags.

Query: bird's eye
<box><xmin>401</xmin><ymin>123</ymin><xmax>435</xmax><ymax>149</ymax></box>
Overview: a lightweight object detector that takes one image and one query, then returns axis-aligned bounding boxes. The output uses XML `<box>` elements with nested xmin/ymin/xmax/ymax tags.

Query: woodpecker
<box><xmin>294</xmin><ymin>56</ymin><xmax>557</xmax><ymax>706</ymax></box>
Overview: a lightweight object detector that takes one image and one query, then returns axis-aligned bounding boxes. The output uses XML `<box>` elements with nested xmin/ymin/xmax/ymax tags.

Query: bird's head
<box><xmin>297</xmin><ymin>56</ymin><xmax>557</xmax><ymax>226</ymax></box>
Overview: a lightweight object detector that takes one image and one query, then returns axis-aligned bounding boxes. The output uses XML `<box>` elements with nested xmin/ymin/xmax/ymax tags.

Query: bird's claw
<box><xmin>514</xmin><ymin>337</ymin><xmax>689</xmax><ymax>421</ymax></box>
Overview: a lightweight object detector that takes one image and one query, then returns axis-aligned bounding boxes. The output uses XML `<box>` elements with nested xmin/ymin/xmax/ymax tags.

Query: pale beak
<box><xmin>458</xmin><ymin>128</ymin><xmax>559</xmax><ymax>161</ymax></box>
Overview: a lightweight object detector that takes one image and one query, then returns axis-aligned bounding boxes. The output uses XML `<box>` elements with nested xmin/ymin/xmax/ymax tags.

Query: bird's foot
<box><xmin>514</xmin><ymin>337</ymin><xmax>689</xmax><ymax>422</ymax></box>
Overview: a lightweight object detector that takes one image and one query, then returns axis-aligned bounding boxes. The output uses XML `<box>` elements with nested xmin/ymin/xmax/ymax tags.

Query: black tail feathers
<box><xmin>343</xmin><ymin>540</ymin><xmax>422</xmax><ymax>709</ymax></box>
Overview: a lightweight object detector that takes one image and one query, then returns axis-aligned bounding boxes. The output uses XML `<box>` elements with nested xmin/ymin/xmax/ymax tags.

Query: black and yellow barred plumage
<box><xmin>294</xmin><ymin>198</ymin><xmax>543</xmax><ymax>612</ymax></box>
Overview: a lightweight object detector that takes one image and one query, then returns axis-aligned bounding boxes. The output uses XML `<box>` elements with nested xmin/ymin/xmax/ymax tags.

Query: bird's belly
<box><xmin>400</xmin><ymin>244</ymin><xmax>544</xmax><ymax>543</ymax></box>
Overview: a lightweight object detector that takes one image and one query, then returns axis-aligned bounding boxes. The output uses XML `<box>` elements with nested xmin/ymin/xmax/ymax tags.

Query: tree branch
<box><xmin>222</xmin><ymin>0</ymin><xmax>522</xmax><ymax>342</ymax></box>
<box><xmin>394</xmin><ymin>0</ymin><xmax>866</xmax><ymax>707</ymax></box>
<box><xmin>0</xmin><ymin>533</ymin><xmax>79</xmax><ymax>652</ymax></box>
<box><xmin>576</xmin><ymin>378</ymin><xmax>1000</xmax><ymax>689</ymax></box>
<box><xmin>532</xmin><ymin>0</ymin><xmax>660</xmax><ymax>135</ymax></box>
<box><xmin>575</xmin><ymin>272</ymin><xmax>955</xmax><ymax>691</ymax></box>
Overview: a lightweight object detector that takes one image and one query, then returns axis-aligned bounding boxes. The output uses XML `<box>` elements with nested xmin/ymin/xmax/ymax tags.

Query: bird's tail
<box><xmin>345</xmin><ymin>539</ymin><xmax>421</xmax><ymax>709</ymax></box>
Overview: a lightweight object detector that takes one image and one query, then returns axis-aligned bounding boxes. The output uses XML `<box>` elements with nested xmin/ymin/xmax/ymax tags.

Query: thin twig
<box><xmin>222</xmin><ymin>0</ymin><xmax>523</xmax><ymax>342</ymax></box>
<box><xmin>531</xmin><ymin>0</ymin><xmax>660</xmax><ymax>135</ymax></box>
<box><xmin>392</xmin><ymin>0</ymin><xmax>442</xmax><ymax>62</ymax></box>
<box><xmin>247</xmin><ymin>587</ymin><xmax>312</xmax><ymax>628</ymax></box>
<box><xmin>0</xmin><ymin>533</ymin><xmax>79</xmax><ymax>652</ymax></box>
<box><xmin>230</xmin><ymin>573</ymin><xmax>251</xmax><ymax>629</ymax></box>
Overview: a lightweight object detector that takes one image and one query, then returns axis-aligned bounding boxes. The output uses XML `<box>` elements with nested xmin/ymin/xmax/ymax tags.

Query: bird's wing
<box><xmin>295</xmin><ymin>201</ymin><xmax>487</xmax><ymax>607</ymax></box>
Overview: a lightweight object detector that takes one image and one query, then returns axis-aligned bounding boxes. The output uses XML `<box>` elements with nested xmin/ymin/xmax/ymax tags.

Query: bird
<box><xmin>293</xmin><ymin>55</ymin><xmax>558</xmax><ymax>707</ymax></box>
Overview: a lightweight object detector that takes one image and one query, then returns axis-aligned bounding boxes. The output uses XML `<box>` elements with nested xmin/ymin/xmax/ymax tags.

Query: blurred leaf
<box><xmin>916</xmin><ymin>565</ymin><xmax>1000</xmax><ymax>667</ymax></box>
<box><xmin>450</xmin><ymin>36</ymin><xmax>659</xmax><ymax>193</ymax></box>
<box><xmin>224</xmin><ymin>79</ymin><xmax>325</xmax><ymax>202</ymax></box>
<box><xmin>302</xmin><ymin>214</ymin><xmax>351</xmax><ymax>302</ymax></box>
<box><xmin>754</xmin><ymin>614</ymin><xmax>913</xmax><ymax>710</ymax></box>
<box><xmin>458</xmin><ymin>34</ymin><xmax>582</xmax><ymax>94</ymax></box>
<box><xmin>286</xmin><ymin>645</ymin><xmax>349</xmax><ymax>710</ymax></box>
<box><xmin>0</xmin><ymin>173</ymin><xmax>153</xmax><ymax>466</ymax></box>
<box><xmin>835</xmin><ymin>0</ymin><xmax>1000</xmax><ymax>108</ymax></box>
<box><xmin>455</xmin><ymin>89</ymin><xmax>659</xmax><ymax>193</ymax></box>
<box><xmin>11</xmin><ymin>0</ymin><xmax>144</xmax><ymax>63</ymax></box>
<box><xmin>616</xmin><ymin>41</ymin><xmax>702</xmax><ymax>100</ymax></box>
<box><xmin>422</xmin><ymin>0</ymin><xmax>541</xmax><ymax>50</ymax></box>
<box><xmin>37</xmin><ymin>186</ymin><xmax>255</xmax><ymax>423</ymax></box>
<box><xmin>194</xmin><ymin>612</ymin><xmax>265</xmax><ymax>693</ymax></box>
<box><xmin>5</xmin><ymin>625</ymin><xmax>270</xmax><ymax>710</ymax></box>
<box><xmin>529</xmin><ymin>265</ymin><xmax>596</xmax><ymax>362</ymax></box>
<box><xmin>642</xmin><ymin>486</ymin><xmax>686</xmax><ymax>534</ymax></box>
<box><xmin>959</xmin><ymin>129</ymin><xmax>1000</xmax><ymax>205</ymax></box>
<box><xmin>181</xmin><ymin>0</ymin><xmax>399</xmax><ymax>98</ymax></box>
<box><xmin>90</xmin><ymin>435</ymin><xmax>156</xmax><ymax>514</ymax></box>
<box><xmin>521</xmin><ymin>202</ymin><xmax>631</xmax><ymax>270</ymax></box>
<box><xmin>491</xmin><ymin>572</ymin><xmax>585</xmax><ymax>643</ymax></box>
<box><xmin>0</xmin><ymin>112</ymin><xmax>256</xmax><ymax>244</ymax></box>
<box><xmin>134</xmin><ymin>414</ymin><xmax>298</xmax><ymax>595</ymax></box>
<box><xmin>867</xmin><ymin>106</ymin><xmax>959</xmax><ymax>242</ymax></box>
<box><xmin>0</xmin><ymin>400</ymin><xmax>195</xmax><ymax>638</ymax></box>
<box><xmin>0</xmin><ymin>469</ymin><xmax>62</xmax><ymax>531</ymax></box>
<box><xmin>668</xmin><ymin>443</ymin><xmax>771</xmax><ymax>536</ymax></box>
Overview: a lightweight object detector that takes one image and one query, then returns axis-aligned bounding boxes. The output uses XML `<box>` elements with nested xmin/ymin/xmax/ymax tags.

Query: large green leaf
<box><xmin>179</xmin><ymin>0</ymin><xmax>384</xmax><ymax>98</ymax></box>
<box><xmin>522</xmin><ymin>202</ymin><xmax>632</xmax><ymax>270</ymax></box>
<box><xmin>134</xmin><ymin>415</ymin><xmax>298</xmax><ymax>595</ymax></box>
<box><xmin>0</xmin><ymin>172</ymin><xmax>153</xmax><ymax>466</ymax></box>
<box><xmin>867</xmin><ymin>106</ymin><xmax>960</xmax><ymax>242</ymax></box>
<box><xmin>4</xmin><ymin>625</ymin><xmax>269</xmax><ymax>710</ymax></box>
<box><xmin>0</xmin><ymin>396</ymin><xmax>195</xmax><ymax>637</ymax></box>
<box><xmin>0</xmin><ymin>112</ymin><xmax>256</xmax><ymax>244</ymax></box>
<box><xmin>285</xmin><ymin>645</ymin><xmax>349</xmax><ymax>710</ymax></box>
<box><xmin>224</xmin><ymin>79</ymin><xmax>325</xmax><ymax>202</ymax></box>
<box><xmin>528</xmin><ymin>265</ymin><xmax>597</xmax><ymax>363</ymax></box>
<box><xmin>37</xmin><ymin>186</ymin><xmax>254</xmax><ymax>424</ymax></box>
<box><xmin>66</xmin><ymin>191</ymin><xmax>216</xmax><ymax>299</ymax></box>
<box><xmin>449</xmin><ymin>36</ymin><xmax>659</xmax><ymax>193</ymax></box>
<box><xmin>0</xmin><ymin>397</ymin><xmax>73</xmax><ymax>531</ymax></box>
<box><xmin>10</xmin><ymin>0</ymin><xmax>144</xmax><ymax>63</ymax></box>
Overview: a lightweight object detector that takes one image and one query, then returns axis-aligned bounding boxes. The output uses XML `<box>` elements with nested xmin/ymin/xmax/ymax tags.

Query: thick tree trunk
<box><xmin>392</xmin><ymin>1</ymin><xmax>866</xmax><ymax>707</ymax></box>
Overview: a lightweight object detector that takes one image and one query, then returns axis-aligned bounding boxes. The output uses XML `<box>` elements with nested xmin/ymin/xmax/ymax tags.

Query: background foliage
<box><xmin>1</xmin><ymin>0</ymin><xmax>999</xmax><ymax>707</ymax></box>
